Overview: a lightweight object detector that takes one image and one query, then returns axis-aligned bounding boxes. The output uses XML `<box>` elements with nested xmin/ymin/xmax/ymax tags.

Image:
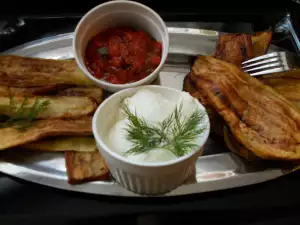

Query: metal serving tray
<box><xmin>0</xmin><ymin>27</ymin><xmax>296</xmax><ymax>197</ymax></box>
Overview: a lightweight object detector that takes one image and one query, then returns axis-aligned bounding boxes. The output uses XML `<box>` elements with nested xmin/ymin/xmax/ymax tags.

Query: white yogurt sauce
<box><xmin>106</xmin><ymin>89</ymin><xmax>203</xmax><ymax>163</ymax></box>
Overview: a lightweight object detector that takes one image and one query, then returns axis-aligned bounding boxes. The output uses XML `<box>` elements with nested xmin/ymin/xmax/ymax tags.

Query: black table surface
<box><xmin>1</xmin><ymin>3</ymin><xmax>300</xmax><ymax>225</ymax></box>
<box><xmin>1</xmin><ymin>170</ymin><xmax>300</xmax><ymax>224</ymax></box>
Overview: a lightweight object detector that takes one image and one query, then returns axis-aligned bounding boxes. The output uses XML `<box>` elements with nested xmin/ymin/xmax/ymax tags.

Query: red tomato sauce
<box><xmin>84</xmin><ymin>27</ymin><xmax>162</xmax><ymax>84</ymax></box>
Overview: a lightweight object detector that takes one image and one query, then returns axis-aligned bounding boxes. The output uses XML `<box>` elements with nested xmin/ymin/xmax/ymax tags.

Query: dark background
<box><xmin>1</xmin><ymin>1</ymin><xmax>300</xmax><ymax>224</ymax></box>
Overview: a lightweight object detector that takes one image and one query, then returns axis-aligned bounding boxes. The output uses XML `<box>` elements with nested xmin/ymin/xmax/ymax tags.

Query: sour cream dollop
<box><xmin>105</xmin><ymin>89</ymin><xmax>203</xmax><ymax>163</ymax></box>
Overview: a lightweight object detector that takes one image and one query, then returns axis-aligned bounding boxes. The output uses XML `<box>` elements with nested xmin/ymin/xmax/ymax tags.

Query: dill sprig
<box><xmin>0</xmin><ymin>95</ymin><xmax>50</xmax><ymax>131</ymax></box>
<box><xmin>120</xmin><ymin>99</ymin><xmax>207</xmax><ymax>157</ymax></box>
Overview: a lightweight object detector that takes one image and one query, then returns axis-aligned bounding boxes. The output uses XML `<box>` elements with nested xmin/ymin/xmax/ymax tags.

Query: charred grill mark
<box><xmin>240</xmin><ymin>46</ymin><xmax>247</xmax><ymax>59</ymax></box>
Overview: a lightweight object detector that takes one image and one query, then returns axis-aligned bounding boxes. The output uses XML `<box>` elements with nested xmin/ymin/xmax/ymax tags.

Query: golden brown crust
<box><xmin>65</xmin><ymin>151</ymin><xmax>109</xmax><ymax>184</ymax></box>
<box><xmin>7</xmin><ymin>85</ymin><xmax>74</xmax><ymax>96</ymax></box>
<box><xmin>57</xmin><ymin>87</ymin><xmax>103</xmax><ymax>104</ymax></box>
<box><xmin>261</xmin><ymin>69</ymin><xmax>300</xmax><ymax>107</ymax></box>
<box><xmin>191</xmin><ymin>56</ymin><xmax>300</xmax><ymax>161</ymax></box>
<box><xmin>22</xmin><ymin>136</ymin><xmax>96</xmax><ymax>152</ymax></box>
<box><xmin>0</xmin><ymin>85</ymin><xmax>103</xmax><ymax>105</ymax></box>
<box><xmin>251</xmin><ymin>32</ymin><xmax>273</xmax><ymax>57</ymax></box>
<box><xmin>0</xmin><ymin>55</ymin><xmax>95</xmax><ymax>87</ymax></box>
<box><xmin>183</xmin><ymin>73</ymin><xmax>224</xmax><ymax>136</ymax></box>
<box><xmin>0</xmin><ymin>117</ymin><xmax>92</xmax><ymax>150</ymax></box>
<box><xmin>0</xmin><ymin>96</ymin><xmax>97</xmax><ymax>119</ymax></box>
<box><xmin>213</xmin><ymin>34</ymin><xmax>254</xmax><ymax>66</ymax></box>
<box><xmin>223</xmin><ymin>126</ymin><xmax>260</xmax><ymax>162</ymax></box>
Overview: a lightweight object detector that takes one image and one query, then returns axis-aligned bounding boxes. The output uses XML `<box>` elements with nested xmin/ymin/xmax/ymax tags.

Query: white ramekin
<box><xmin>73</xmin><ymin>0</ymin><xmax>169</xmax><ymax>93</ymax></box>
<box><xmin>92</xmin><ymin>85</ymin><xmax>210</xmax><ymax>195</ymax></box>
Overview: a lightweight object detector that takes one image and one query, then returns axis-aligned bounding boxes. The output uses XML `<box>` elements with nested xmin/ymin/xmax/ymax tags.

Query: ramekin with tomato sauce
<box><xmin>73</xmin><ymin>0</ymin><xmax>169</xmax><ymax>92</ymax></box>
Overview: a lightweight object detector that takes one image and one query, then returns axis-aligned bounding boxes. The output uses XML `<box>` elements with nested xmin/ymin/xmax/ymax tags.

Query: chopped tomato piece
<box><xmin>93</xmin><ymin>71</ymin><xmax>103</xmax><ymax>79</ymax></box>
<box><xmin>154</xmin><ymin>42</ymin><xmax>162</xmax><ymax>52</ymax></box>
<box><xmin>109</xmin><ymin>57</ymin><xmax>123</xmax><ymax>68</ymax></box>
<box><xmin>117</xmin><ymin>70</ymin><xmax>128</xmax><ymax>84</ymax></box>
<box><xmin>151</xmin><ymin>56</ymin><xmax>161</xmax><ymax>66</ymax></box>
<box><xmin>104</xmin><ymin>74</ymin><xmax>119</xmax><ymax>84</ymax></box>
<box><xmin>93</xmin><ymin>39</ymin><xmax>105</xmax><ymax>48</ymax></box>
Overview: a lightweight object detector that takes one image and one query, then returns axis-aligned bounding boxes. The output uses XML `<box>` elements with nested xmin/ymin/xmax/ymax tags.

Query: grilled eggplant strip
<box><xmin>0</xmin><ymin>85</ymin><xmax>69</xmax><ymax>96</ymax></box>
<box><xmin>251</xmin><ymin>32</ymin><xmax>272</xmax><ymax>57</ymax></box>
<box><xmin>0</xmin><ymin>85</ymin><xmax>103</xmax><ymax>105</ymax></box>
<box><xmin>65</xmin><ymin>151</ymin><xmax>109</xmax><ymax>184</ymax></box>
<box><xmin>0</xmin><ymin>117</ymin><xmax>92</xmax><ymax>150</ymax></box>
<box><xmin>8</xmin><ymin>85</ymin><xmax>74</xmax><ymax>96</ymax></box>
<box><xmin>22</xmin><ymin>136</ymin><xmax>96</xmax><ymax>152</ymax></box>
<box><xmin>191</xmin><ymin>56</ymin><xmax>300</xmax><ymax>161</ymax></box>
<box><xmin>57</xmin><ymin>87</ymin><xmax>103</xmax><ymax>104</ymax></box>
<box><xmin>261</xmin><ymin>70</ymin><xmax>300</xmax><ymax>106</ymax></box>
<box><xmin>213</xmin><ymin>33</ymin><xmax>254</xmax><ymax>66</ymax></box>
<box><xmin>0</xmin><ymin>96</ymin><xmax>96</xmax><ymax>119</ymax></box>
<box><xmin>0</xmin><ymin>55</ymin><xmax>95</xmax><ymax>87</ymax></box>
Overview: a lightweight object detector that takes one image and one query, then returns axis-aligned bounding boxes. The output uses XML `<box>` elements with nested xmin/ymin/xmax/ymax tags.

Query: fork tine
<box><xmin>249</xmin><ymin>67</ymin><xmax>286</xmax><ymax>76</ymax></box>
<box><xmin>242</xmin><ymin>52</ymin><xmax>282</xmax><ymax>65</ymax></box>
<box><xmin>242</xmin><ymin>57</ymin><xmax>281</xmax><ymax>69</ymax></box>
<box><xmin>243</xmin><ymin>62</ymin><xmax>282</xmax><ymax>72</ymax></box>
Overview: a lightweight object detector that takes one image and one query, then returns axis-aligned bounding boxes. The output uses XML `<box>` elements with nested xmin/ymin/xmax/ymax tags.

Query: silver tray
<box><xmin>0</xmin><ymin>27</ymin><xmax>296</xmax><ymax>197</ymax></box>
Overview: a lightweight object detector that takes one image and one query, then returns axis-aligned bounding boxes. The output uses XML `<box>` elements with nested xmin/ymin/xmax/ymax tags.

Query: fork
<box><xmin>242</xmin><ymin>52</ymin><xmax>291</xmax><ymax>76</ymax></box>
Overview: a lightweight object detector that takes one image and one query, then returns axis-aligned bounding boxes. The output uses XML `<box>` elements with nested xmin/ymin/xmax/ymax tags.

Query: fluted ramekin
<box><xmin>92</xmin><ymin>85</ymin><xmax>210</xmax><ymax>195</ymax></box>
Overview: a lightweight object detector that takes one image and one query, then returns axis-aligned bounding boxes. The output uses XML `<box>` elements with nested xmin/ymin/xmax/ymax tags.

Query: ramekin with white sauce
<box><xmin>92</xmin><ymin>85</ymin><xmax>210</xmax><ymax>195</ymax></box>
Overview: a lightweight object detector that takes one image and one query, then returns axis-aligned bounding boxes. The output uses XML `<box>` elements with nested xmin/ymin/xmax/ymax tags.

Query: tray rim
<box><xmin>0</xmin><ymin>28</ymin><xmax>295</xmax><ymax>197</ymax></box>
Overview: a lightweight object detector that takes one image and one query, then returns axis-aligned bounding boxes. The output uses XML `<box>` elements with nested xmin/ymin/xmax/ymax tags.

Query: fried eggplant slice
<box><xmin>251</xmin><ymin>32</ymin><xmax>272</xmax><ymax>57</ymax></box>
<box><xmin>0</xmin><ymin>55</ymin><xmax>95</xmax><ymax>87</ymax></box>
<box><xmin>57</xmin><ymin>87</ymin><xmax>103</xmax><ymax>104</ymax></box>
<box><xmin>0</xmin><ymin>86</ymin><xmax>9</xmax><ymax>96</ymax></box>
<box><xmin>183</xmin><ymin>73</ymin><xmax>198</xmax><ymax>95</ymax></box>
<box><xmin>0</xmin><ymin>85</ymin><xmax>70</xmax><ymax>97</ymax></box>
<box><xmin>262</xmin><ymin>69</ymin><xmax>300</xmax><ymax>87</ymax></box>
<box><xmin>8</xmin><ymin>85</ymin><xmax>74</xmax><ymax>96</ymax></box>
<box><xmin>191</xmin><ymin>56</ymin><xmax>300</xmax><ymax>161</ymax></box>
<box><xmin>183</xmin><ymin>73</ymin><xmax>224</xmax><ymax>136</ymax></box>
<box><xmin>184</xmin><ymin>72</ymin><xmax>225</xmax><ymax>136</ymax></box>
<box><xmin>0</xmin><ymin>85</ymin><xmax>103</xmax><ymax>105</ymax></box>
<box><xmin>213</xmin><ymin>34</ymin><xmax>254</xmax><ymax>66</ymax></box>
<box><xmin>22</xmin><ymin>136</ymin><xmax>96</xmax><ymax>152</ymax></box>
<box><xmin>262</xmin><ymin>69</ymin><xmax>300</xmax><ymax>102</ymax></box>
<box><xmin>0</xmin><ymin>96</ymin><xmax>96</xmax><ymax>119</ymax></box>
<box><xmin>0</xmin><ymin>117</ymin><xmax>92</xmax><ymax>150</ymax></box>
<box><xmin>269</xmin><ymin>84</ymin><xmax>300</xmax><ymax>102</ymax></box>
<box><xmin>223</xmin><ymin>126</ymin><xmax>260</xmax><ymax>162</ymax></box>
<box><xmin>65</xmin><ymin>151</ymin><xmax>109</xmax><ymax>184</ymax></box>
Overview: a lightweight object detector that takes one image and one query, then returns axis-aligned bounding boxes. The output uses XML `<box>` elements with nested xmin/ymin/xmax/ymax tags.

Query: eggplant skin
<box><xmin>190</xmin><ymin>56</ymin><xmax>300</xmax><ymax>161</ymax></box>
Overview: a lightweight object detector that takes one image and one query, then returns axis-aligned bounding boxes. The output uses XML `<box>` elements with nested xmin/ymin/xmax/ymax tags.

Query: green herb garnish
<box><xmin>0</xmin><ymin>95</ymin><xmax>50</xmax><ymax>131</ymax></box>
<box><xmin>97</xmin><ymin>47</ymin><xmax>108</xmax><ymax>55</ymax></box>
<box><xmin>120</xmin><ymin>100</ymin><xmax>207</xmax><ymax>157</ymax></box>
